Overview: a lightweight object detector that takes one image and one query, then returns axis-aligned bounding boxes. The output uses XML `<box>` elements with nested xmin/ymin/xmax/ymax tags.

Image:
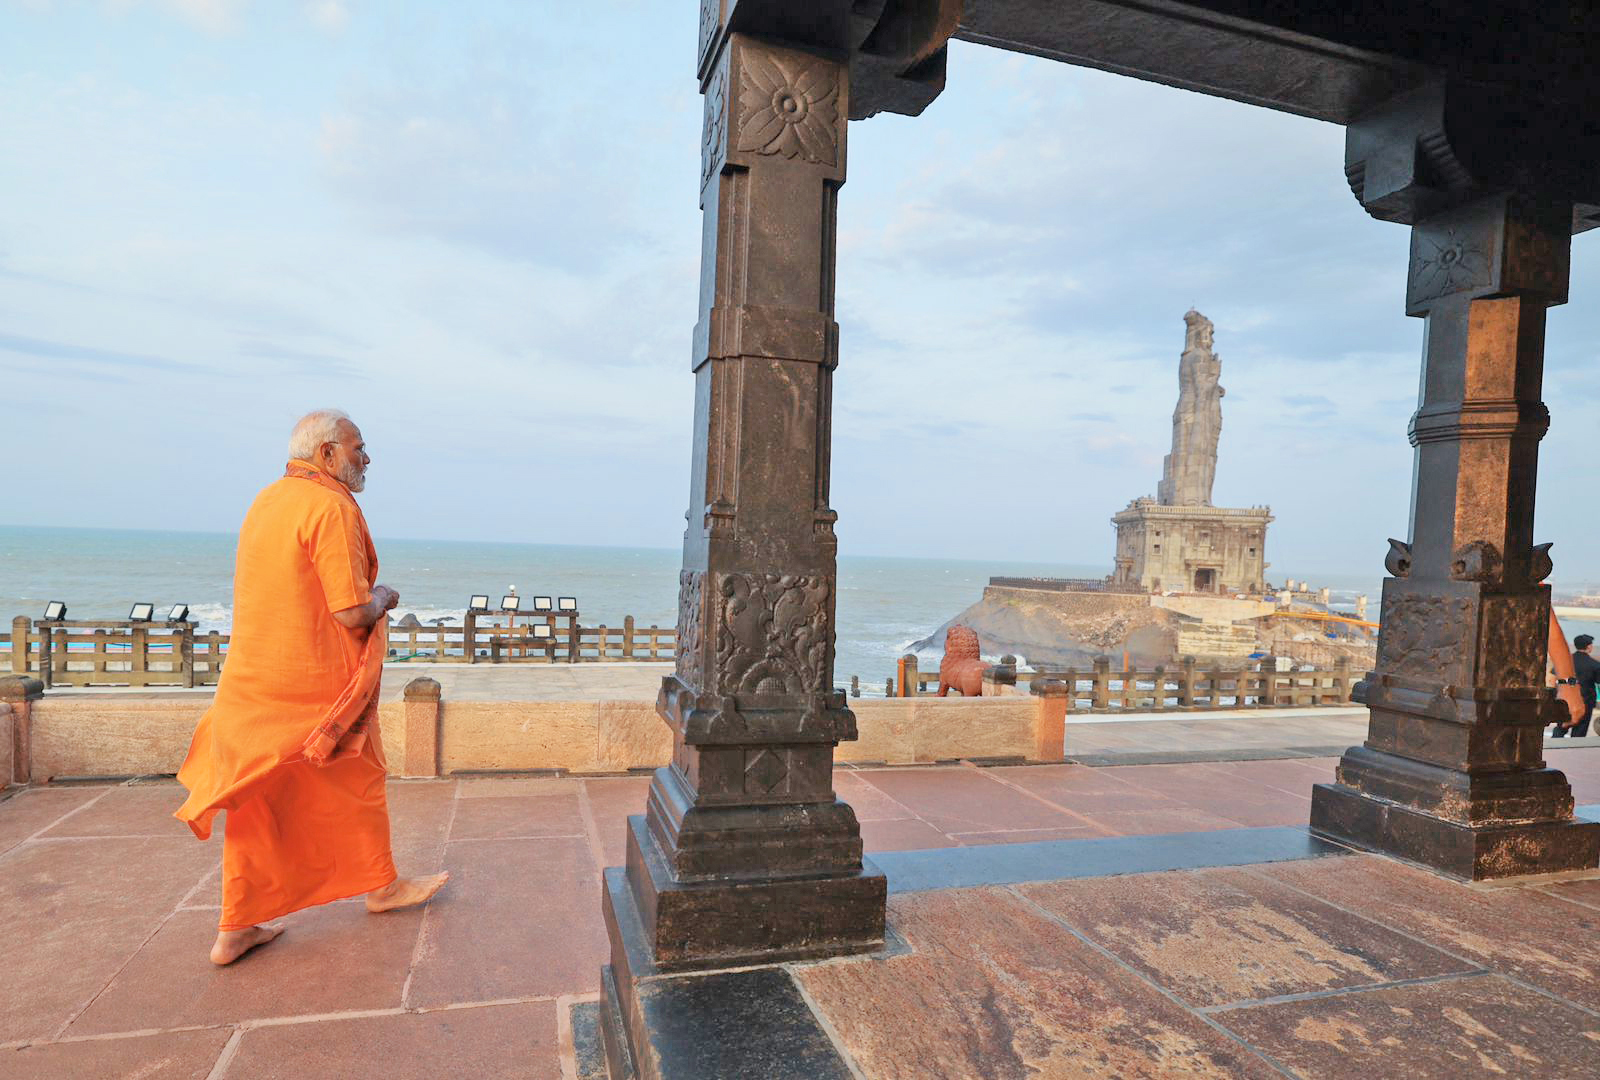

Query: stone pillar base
<box><xmin>599</xmin><ymin>864</ymin><xmax>860</xmax><ymax>1080</ymax></box>
<box><xmin>620</xmin><ymin>814</ymin><xmax>885</xmax><ymax>971</ymax></box>
<box><xmin>1311</xmin><ymin>771</ymin><xmax>1600</xmax><ymax>880</ymax></box>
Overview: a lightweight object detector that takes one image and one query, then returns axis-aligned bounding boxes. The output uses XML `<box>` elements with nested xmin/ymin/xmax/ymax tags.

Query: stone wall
<box><xmin>13</xmin><ymin>687</ymin><xmax>1056</xmax><ymax>782</ymax></box>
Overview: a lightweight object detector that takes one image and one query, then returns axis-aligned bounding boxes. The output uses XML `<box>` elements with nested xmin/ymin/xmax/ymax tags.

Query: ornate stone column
<box><xmin>1311</xmin><ymin>84</ymin><xmax>1600</xmax><ymax>879</ymax></box>
<box><xmin>608</xmin><ymin>10</ymin><xmax>887</xmax><ymax>977</ymax></box>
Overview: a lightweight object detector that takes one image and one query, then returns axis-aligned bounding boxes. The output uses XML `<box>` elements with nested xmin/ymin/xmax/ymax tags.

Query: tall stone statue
<box><xmin>1157</xmin><ymin>309</ymin><xmax>1224</xmax><ymax>506</ymax></box>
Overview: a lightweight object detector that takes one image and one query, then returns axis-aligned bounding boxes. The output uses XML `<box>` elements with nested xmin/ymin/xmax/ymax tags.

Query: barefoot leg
<box><xmin>366</xmin><ymin>871</ymin><xmax>451</xmax><ymax>913</ymax></box>
<box><xmin>210</xmin><ymin>924</ymin><xmax>284</xmax><ymax>966</ymax></box>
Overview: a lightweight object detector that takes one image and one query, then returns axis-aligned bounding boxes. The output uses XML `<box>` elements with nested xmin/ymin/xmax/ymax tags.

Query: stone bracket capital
<box><xmin>702</xmin><ymin>34</ymin><xmax>847</xmax><ymax>192</ymax></box>
<box><xmin>1404</xmin><ymin>193</ymin><xmax>1572</xmax><ymax>315</ymax></box>
<box><xmin>1346</xmin><ymin>80</ymin><xmax>1600</xmax><ymax>233</ymax></box>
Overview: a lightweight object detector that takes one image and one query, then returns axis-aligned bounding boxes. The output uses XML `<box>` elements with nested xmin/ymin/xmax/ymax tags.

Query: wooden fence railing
<box><xmin>4</xmin><ymin>612</ymin><xmax>678</xmax><ymax>688</ymax></box>
<box><xmin>874</xmin><ymin>653</ymin><xmax>1357</xmax><ymax>709</ymax></box>
<box><xmin>5</xmin><ymin>617</ymin><xmax>228</xmax><ymax>689</ymax></box>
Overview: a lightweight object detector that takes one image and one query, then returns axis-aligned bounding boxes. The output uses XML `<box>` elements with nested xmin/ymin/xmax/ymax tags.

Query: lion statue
<box><xmin>938</xmin><ymin>625</ymin><xmax>988</xmax><ymax>697</ymax></box>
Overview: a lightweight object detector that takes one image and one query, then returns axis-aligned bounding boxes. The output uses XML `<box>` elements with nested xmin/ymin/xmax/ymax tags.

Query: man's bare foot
<box><xmin>210</xmin><ymin>924</ymin><xmax>284</xmax><ymax>966</ymax></box>
<box><xmin>366</xmin><ymin>872</ymin><xmax>450</xmax><ymax>913</ymax></box>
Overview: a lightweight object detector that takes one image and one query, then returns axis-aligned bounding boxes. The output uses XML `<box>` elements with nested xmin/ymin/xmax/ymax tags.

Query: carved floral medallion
<box><xmin>736</xmin><ymin>51</ymin><xmax>839</xmax><ymax>167</ymax></box>
<box><xmin>1410</xmin><ymin>227</ymin><xmax>1492</xmax><ymax>302</ymax></box>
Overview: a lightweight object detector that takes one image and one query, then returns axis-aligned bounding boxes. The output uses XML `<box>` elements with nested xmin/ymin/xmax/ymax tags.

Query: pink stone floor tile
<box><xmin>1214</xmin><ymin>973</ymin><xmax>1600</xmax><ymax>1079</ymax></box>
<box><xmin>580</xmin><ymin>776</ymin><xmax>651</xmax><ymax>869</ymax></box>
<box><xmin>0</xmin><ymin>785</ymin><xmax>110</xmax><ymax>855</ymax></box>
<box><xmin>1256</xmin><ymin>855</ymin><xmax>1600</xmax><ymax>1004</ymax></box>
<box><xmin>226</xmin><ymin>1000</ymin><xmax>560</xmax><ymax>1080</ymax></box>
<box><xmin>406</xmin><ymin>836</ymin><xmax>605</xmax><ymax>1007</ymax></box>
<box><xmin>860</xmin><ymin>817</ymin><xmax>960</xmax><ymax>853</ymax></box>
<box><xmin>456</xmin><ymin>777</ymin><xmax>583</xmax><ymax>799</ymax></box>
<box><xmin>989</xmin><ymin>762</ymin><xmax>1177</xmax><ymax>813</ymax></box>
<box><xmin>385</xmin><ymin>780</ymin><xmax>458</xmax><ymax>872</ymax></box>
<box><xmin>1021</xmin><ymin>865</ymin><xmax>1474</xmax><ymax>1008</ymax></box>
<box><xmin>1076</xmin><ymin>807</ymin><xmax>1246</xmax><ymax>835</ymax></box>
<box><xmin>1537</xmin><ymin>876</ymin><xmax>1600</xmax><ymax>911</ymax></box>
<box><xmin>448</xmin><ymin>794</ymin><xmax>586</xmax><ymax>841</ymax></box>
<box><xmin>833</xmin><ymin>770</ymin><xmax>916</xmax><ymax>821</ymax></box>
<box><xmin>41</xmin><ymin>782</ymin><xmax>194</xmax><ymax>839</ymax></box>
<box><xmin>4</xmin><ymin>1028</ymin><xmax>231</xmax><ymax>1080</ymax></box>
<box><xmin>0</xmin><ymin>836</ymin><xmax>218</xmax><ymax>1043</ymax></box>
<box><xmin>70</xmin><ymin>902</ymin><xmax>425</xmax><ymax>1034</ymax></box>
<box><xmin>797</xmin><ymin>886</ymin><xmax>1282</xmax><ymax>1080</ymax></box>
<box><xmin>853</xmin><ymin>767</ymin><xmax>1086</xmax><ymax>834</ymax></box>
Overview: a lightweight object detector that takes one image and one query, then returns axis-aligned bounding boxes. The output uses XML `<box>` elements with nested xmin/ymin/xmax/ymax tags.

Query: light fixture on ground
<box><xmin>42</xmin><ymin>601</ymin><xmax>66</xmax><ymax>621</ymax></box>
<box><xmin>129</xmin><ymin>603</ymin><xmax>155</xmax><ymax>622</ymax></box>
<box><xmin>557</xmin><ymin>597</ymin><xmax>577</xmax><ymax>612</ymax></box>
<box><xmin>168</xmin><ymin>604</ymin><xmax>190</xmax><ymax>622</ymax></box>
<box><xmin>468</xmin><ymin>595</ymin><xmax>490</xmax><ymax>613</ymax></box>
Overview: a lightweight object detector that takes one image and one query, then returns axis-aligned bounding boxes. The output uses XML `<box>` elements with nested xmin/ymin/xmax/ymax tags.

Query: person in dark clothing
<box><xmin>1556</xmin><ymin>633</ymin><xmax>1599</xmax><ymax>738</ymax></box>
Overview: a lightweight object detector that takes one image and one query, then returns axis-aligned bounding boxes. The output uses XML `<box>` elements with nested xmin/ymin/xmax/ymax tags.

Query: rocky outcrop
<box><xmin>910</xmin><ymin>588</ymin><xmax>1182</xmax><ymax>668</ymax></box>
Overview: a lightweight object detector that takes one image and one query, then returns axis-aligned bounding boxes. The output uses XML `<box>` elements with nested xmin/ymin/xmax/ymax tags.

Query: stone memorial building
<box><xmin>1111</xmin><ymin>310</ymin><xmax>1272</xmax><ymax>594</ymax></box>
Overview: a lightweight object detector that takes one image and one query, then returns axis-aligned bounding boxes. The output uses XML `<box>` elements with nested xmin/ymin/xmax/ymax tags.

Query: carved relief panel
<box><xmin>1376</xmin><ymin>590</ymin><xmax>1474</xmax><ymax>687</ymax></box>
<box><xmin>714</xmin><ymin>572</ymin><xmax>832</xmax><ymax>697</ymax></box>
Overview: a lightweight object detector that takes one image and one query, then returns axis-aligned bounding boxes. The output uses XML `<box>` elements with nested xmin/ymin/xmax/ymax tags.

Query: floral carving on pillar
<box><xmin>1409</xmin><ymin>226</ymin><xmax>1492</xmax><ymax>302</ymax></box>
<box><xmin>675</xmin><ymin>571</ymin><xmax>706</xmax><ymax>692</ymax></box>
<box><xmin>701</xmin><ymin>60</ymin><xmax>729</xmax><ymax>189</ymax></box>
<box><xmin>1377</xmin><ymin>593</ymin><xmax>1473</xmax><ymax>685</ymax></box>
<box><xmin>715</xmin><ymin>573</ymin><xmax>831</xmax><ymax>695</ymax></box>
<box><xmin>736</xmin><ymin>51</ymin><xmax>839</xmax><ymax>167</ymax></box>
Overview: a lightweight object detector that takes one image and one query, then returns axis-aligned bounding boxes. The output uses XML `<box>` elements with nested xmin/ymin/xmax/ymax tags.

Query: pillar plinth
<box><xmin>1311</xmin><ymin>188</ymin><xmax>1600</xmax><ymax>879</ymax></box>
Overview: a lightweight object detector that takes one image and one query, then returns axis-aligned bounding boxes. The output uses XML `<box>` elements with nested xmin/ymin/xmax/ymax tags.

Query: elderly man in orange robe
<box><xmin>177</xmin><ymin>409</ymin><xmax>448</xmax><ymax>965</ymax></box>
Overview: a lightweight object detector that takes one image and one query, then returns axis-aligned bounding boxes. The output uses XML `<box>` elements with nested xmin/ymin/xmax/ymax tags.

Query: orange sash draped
<box><xmin>301</xmin><ymin>614</ymin><xmax>387</xmax><ymax>766</ymax></box>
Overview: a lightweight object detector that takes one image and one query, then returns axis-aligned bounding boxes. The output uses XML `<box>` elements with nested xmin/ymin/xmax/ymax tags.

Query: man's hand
<box><xmin>333</xmin><ymin>585</ymin><xmax>400</xmax><ymax>629</ymax></box>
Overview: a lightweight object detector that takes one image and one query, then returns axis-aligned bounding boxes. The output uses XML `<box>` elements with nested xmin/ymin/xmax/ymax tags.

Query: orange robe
<box><xmin>176</xmin><ymin>462</ymin><xmax>397</xmax><ymax>930</ymax></box>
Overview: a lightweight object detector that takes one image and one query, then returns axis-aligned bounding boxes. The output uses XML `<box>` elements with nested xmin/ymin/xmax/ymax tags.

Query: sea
<box><xmin>5</xmin><ymin>525</ymin><xmax>1599</xmax><ymax>695</ymax></box>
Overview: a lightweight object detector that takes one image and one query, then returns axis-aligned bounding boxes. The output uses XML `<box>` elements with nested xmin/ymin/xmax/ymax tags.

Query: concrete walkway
<box><xmin>3</xmin><ymin>749</ymin><xmax>1598</xmax><ymax>1077</ymax></box>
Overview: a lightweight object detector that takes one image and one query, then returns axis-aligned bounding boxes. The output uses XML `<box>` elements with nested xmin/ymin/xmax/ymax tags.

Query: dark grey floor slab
<box><xmin>875</xmin><ymin>825</ymin><xmax>1350</xmax><ymax>894</ymax></box>
<box><xmin>632</xmin><ymin>968</ymin><xmax>853</xmax><ymax>1080</ymax></box>
<box><xmin>571</xmin><ymin>1001</ymin><xmax>607</xmax><ymax>1080</ymax></box>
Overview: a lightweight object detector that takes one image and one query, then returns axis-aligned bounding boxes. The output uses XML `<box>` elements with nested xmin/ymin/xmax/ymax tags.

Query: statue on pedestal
<box><xmin>1157</xmin><ymin>309</ymin><xmax>1224</xmax><ymax>507</ymax></box>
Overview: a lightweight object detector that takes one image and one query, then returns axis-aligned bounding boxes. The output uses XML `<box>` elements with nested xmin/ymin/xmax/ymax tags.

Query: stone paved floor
<box><xmin>3</xmin><ymin>749</ymin><xmax>1598</xmax><ymax>1078</ymax></box>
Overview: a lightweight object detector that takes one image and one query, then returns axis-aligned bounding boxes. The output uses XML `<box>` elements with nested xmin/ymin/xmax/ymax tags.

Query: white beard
<box><xmin>338</xmin><ymin>461</ymin><xmax>366</xmax><ymax>492</ymax></box>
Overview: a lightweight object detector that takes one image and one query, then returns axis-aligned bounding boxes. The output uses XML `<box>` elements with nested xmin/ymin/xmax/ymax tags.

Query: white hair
<box><xmin>288</xmin><ymin>409</ymin><xmax>352</xmax><ymax>461</ymax></box>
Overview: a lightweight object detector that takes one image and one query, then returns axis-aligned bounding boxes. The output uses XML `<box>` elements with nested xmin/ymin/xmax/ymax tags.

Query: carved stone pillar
<box><xmin>606</xmin><ymin>20</ymin><xmax>886</xmax><ymax>977</ymax></box>
<box><xmin>1311</xmin><ymin>88</ymin><xmax>1600</xmax><ymax>877</ymax></box>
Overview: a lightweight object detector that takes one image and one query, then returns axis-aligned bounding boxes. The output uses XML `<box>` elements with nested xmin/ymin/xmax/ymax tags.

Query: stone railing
<box><xmin>3</xmin><ymin>612</ymin><xmax>679</xmax><ymax>688</ymax></box>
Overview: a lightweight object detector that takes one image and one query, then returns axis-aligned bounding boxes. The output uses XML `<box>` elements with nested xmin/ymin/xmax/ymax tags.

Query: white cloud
<box><xmin>304</xmin><ymin>0</ymin><xmax>347</xmax><ymax>33</ymax></box>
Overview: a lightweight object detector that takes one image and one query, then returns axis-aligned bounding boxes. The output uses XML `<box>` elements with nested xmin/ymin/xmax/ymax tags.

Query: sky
<box><xmin>2</xmin><ymin>1</ymin><xmax>1598</xmax><ymax>581</ymax></box>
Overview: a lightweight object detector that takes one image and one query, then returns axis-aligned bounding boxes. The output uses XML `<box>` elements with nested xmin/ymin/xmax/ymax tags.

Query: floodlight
<box><xmin>468</xmin><ymin>595</ymin><xmax>490</xmax><ymax>612</ymax></box>
<box><xmin>557</xmin><ymin>596</ymin><xmax>577</xmax><ymax>612</ymax></box>
<box><xmin>168</xmin><ymin>604</ymin><xmax>190</xmax><ymax>622</ymax></box>
<box><xmin>42</xmin><ymin>601</ymin><xmax>66</xmax><ymax>621</ymax></box>
<box><xmin>501</xmin><ymin>594</ymin><xmax>522</xmax><ymax>611</ymax></box>
<box><xmin>532</xmin><ymin>596</ymin><xmax>553</xmax><ymax>612</ymax></box>
<box><xmin>532</xmin><ymin>623</ymin><xmax>553</xmax><ymax>640</ymax></box>
<box><xmin>129</xmin><ymin>603</ymin><xmax>155</xmax><ymax>622</ymax></box>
